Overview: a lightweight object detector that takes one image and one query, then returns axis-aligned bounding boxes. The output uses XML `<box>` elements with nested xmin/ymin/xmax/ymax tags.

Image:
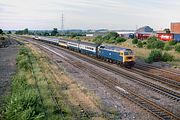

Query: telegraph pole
<box><xmin>61</xmin><ymin>12</ymin><xmax>64</xmax><ymax>33</ymax></box>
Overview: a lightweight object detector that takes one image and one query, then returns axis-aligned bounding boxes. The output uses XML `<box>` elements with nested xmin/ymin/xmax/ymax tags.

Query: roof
<box><xmin>79</xmin><ymin>41</ymin><xmax>100</xmax><ymax>47</ymax></box>
<box><xmin>59</xmin><ymin>39</ymin><xmax>100</xmax><ymax>47</ymax></box>
<box><xmin>102</xmin><ymin>45</ymin><xmax>130</xmax><ymax>51</ymax></box>
<box><xmin>136</xmin><ymin>26</ymin><xmax>154</xmax><ymax>33</ymax></box>
<box><xmin>60</xmin><ymin>39</ymin><xmax>80</xmax><ymax>43</ymax></box>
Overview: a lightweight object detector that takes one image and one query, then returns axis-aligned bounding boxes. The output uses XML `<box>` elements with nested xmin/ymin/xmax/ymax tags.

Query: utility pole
<box><xmin>136</xmin><ymin>25</ymin><xmax>138</xmax><ymax>30</ymax></box>
<box><xmin>61</xmin><ymin>12</ymin><xmax>64</xmax><ymax>33</ymax></box>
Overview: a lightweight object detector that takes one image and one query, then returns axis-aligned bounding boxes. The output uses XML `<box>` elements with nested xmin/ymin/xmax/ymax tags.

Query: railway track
<box><xmin>16</xmin><ymin>36</ymin><xmax>180</xmax><ymax>100</ymax></box>
<box><xmin>43</xmin><ymin>58</ymin><xmax>93</xmax><ymax>119</ymax></box>
<box><xmin>135</xmin><ymin>63</ymin><xmax>180</xmax><ymax>76</ymax></box>
<box><xmin>76</xmin><ymin>63</ymin><xmax>179</xmax><ymax>120</ymax></box>
<box><xmin>16</xmin><ymin>36</ymin><xmax>180</xmax><ymax>119</ymax></box>
<box><xmin>129</xmin><ymin>67</ymin><xmax>180</xmax><ymax>89</ymax></box>
<box><xmin>39</xmin><ymin>45</ymin><xmax>180</xmax><ymax>120</ymax></box>
<box><xmin>40</xmin><ymin>42</ymin><xmax>180</xmax><ymax>102</ymax></box>
<box><xmin>135</xmin><ymin>63</ymin><xmax>180</xmax><ymax>83</ymax></box>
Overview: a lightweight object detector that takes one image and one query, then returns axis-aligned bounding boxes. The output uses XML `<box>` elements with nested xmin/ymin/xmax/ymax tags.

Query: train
<box><xmin>32</xmin><ymin>36</ymin><xmax>135</xmax><ymax>68</ymax></box>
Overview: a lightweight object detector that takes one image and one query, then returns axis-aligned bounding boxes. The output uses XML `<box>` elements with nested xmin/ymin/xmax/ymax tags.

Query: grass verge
<box><xmin>2</xmin><ymin>43</ymin><xmax>106</xmax><ymax>120</ymax></box>
<box><xmin>2</xmin><ymin>46</ymin><xmax>45</xmax><ymax>120</ymax></box>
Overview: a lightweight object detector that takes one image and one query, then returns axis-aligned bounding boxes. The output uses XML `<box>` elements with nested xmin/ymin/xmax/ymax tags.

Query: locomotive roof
<box><xmin>59</xmin><ymin>39</ymin><xmax>80</xmax><ymax>43</ymax></box>
<box><xmin>79</xmin><ymin>41</ymin><xmax>100</xmax><ymax>47</ymax></box>
<box><xmin>101</xmin><ymin>45</ymin><xmax>131</xmax><ymax>51</ymax></box>
<box><xmin>59</xmin><ymin>39</ymin><xmax>100</xmax><ymax>47</ymax></box>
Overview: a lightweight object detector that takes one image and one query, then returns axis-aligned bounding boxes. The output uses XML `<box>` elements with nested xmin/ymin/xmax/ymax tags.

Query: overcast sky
<box><xmin>0</xmin><ymin>0</ymin><xmax>180</xmax><ymax>30</ymax></box>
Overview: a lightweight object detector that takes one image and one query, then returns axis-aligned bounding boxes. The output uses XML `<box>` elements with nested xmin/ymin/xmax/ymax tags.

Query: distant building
<box><xmin>135</xmin><ymin>26</ymin><xmax>154</xmax><ymax>40</ymax></box>
<box><xmin>86</xmin><ymin>34</ymin><xmax>94</xmax><ymax>37</ymax></box>
<box><xmin>116</xmin><ymin>31</ymin><xmax>135</xmax><ymax>38</ymax></box>
<box><xmin>136</xmin><ymin>26</ymin><xmax>154</xmax><ymax>33</ymax></box>
<box><xmin>171</xmin><ymin>22</ymin><xmax>180</xmax><ymax>34</ymax></box>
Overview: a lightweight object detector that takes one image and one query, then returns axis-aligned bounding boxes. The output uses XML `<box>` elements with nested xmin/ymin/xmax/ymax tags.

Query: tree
<box><xmin>93</xmin><ymin>36</ymin><xmax>104</xmax><ymax>44</ymax></box>
<box><xmin>51</xmin><ymin>28</ymin><xmax>58</xmax><ymax>36</ymax></box>
<box><xmin>7</xmin><ymin>31</ymin><xmax>12</xmax><ymax>34</ymax></box>
<box><xmin>108</xmin><ymin>32</ymin><xmax>119</xmax><ymax>38</ymax></box>
<box><xmin>132</xmin><ymin>38</ymin><xmax>138</xmax><ymax>44</ymax></box>
<box><xmin>23</xmin><ymin>28</ymin><xmax>29</xmax><ymax>34</ymax></box>
<box><xmin>15</xmin><ymin>30</ymin><xmax>24</xmax><ymax>35</ymax></box>
<box><xmin>164</xmin><ymin>28</ymin><xmax>170</xmax><ymax>33</ymax></box>
<box><xmin>0</xmin><ymin>29</ymin><xmax>3</xmax><ymax>34</ymax></box>
<box><xmin>137</xmin><ymin>41</ymin><xmax>143</xmax><ymax>48</ymax></box>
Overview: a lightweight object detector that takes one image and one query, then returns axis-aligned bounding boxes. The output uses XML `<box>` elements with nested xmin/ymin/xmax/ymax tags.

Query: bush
<box><xmin>147</xmin><ymin>44</ymin><xmax>153</xmax><ymax>49</ymax></box>
<box><xmin>143</xmin><ymin>41</ymin><xmax>147</xmax><ymax>45</ymax></box>
<box><xmin>162</xmin><ymin>52</ymin><xmax>174</xmax><ymax>62</ymax></box>
<box><xmin>164</xmin><ymin>44</ymin><xmax>171</xmax><ymax>51</ymax></box>
<box><xmin>93</xmin><ymin>36</ymin><xmax>104</xmax><ymax>44</ymax></box>
<box><xmin>147</xmin><ymin>36</ymin><xmax>158</xmax><ymax>44</ymax></box>
<box><xmin>153</xmin><ymin>41</ymin><xmax>165</xmax><ymax>49</ymax></box>
<box><xmin>132</xmin><ymin>38</ymin><xmax>138</xmax><ymax>44</ymax></box>
<box><xmin>104</xmin><ymin>37</ymin><xmax>116</xmax><ymax>43</ymax></box>
<box><xmin>147</xmin><ymin>40</ymin><xmax>165</xmax><ymax>49</ymax></box>
<box><xmin>0</xmin><ymin>36</ymin><xmax>5</xmax><ymax>40</ymax></box>
<box><xmin>168</xmin><ymin>41</ymin><xmax>177</xmax><ymax>46</ymax></box>
<box><xmin>116</xmin><ymin>37</ymin><xmax>126</xmax><ymax>43</ymax></box>
<box><xmin>145</xmin><ymin>50</ymin><xmax>162</xmax><ymax>63</ymax></box>
<box><xmin>137</xmin><ymin>41</ymin><xmax>143</xmax><ymax>48</ymax></box>
<box><xmin>145</xmin><ymin>50</ymin><xmax>174</xmax><ymax>63</ymax></box>
<box><xmin>175</xmin><ymin>44</ymin><xmax>180</xmax><ymax>52</ymax></box>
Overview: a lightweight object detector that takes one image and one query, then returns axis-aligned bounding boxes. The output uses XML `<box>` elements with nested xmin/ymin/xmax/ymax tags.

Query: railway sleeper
<box><xmin>159</xmin><ymin>114</ymin><xmax>171</xmax><ymax>120</ymax></box>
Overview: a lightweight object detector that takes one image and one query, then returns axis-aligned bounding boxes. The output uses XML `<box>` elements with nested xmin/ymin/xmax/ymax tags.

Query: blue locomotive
<box><xmin>34</xmin><ymin>36</ymin><xmax>135</xmax><ymax>68</ymax></box>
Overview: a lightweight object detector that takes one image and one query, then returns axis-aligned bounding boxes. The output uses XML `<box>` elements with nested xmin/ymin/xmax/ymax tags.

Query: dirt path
<box><xmin>0</xmin><ymin>39</ymin><xmax>19</xmax><ymax>107</ymax></box>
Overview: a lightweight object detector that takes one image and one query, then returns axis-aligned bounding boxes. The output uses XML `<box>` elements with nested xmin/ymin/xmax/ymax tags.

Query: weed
<box><xmin>175</xmin><ymin>44</ymin><xmax>180</xmax><ymax>53</ymax></box>
<box><xmin>3</xmin><ymin>46</ymin><xmax>45</xmax><ymax>120</ymax></box>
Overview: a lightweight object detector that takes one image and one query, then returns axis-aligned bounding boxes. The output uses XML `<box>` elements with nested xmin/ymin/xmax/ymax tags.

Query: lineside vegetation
<box><xmin>2</xmin><ymin>46</ymin><xmax>45</xmax><ymax>120</ymax></box>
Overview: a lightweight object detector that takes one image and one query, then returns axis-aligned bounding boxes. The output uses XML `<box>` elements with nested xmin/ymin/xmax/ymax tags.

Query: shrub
<box><xmin>147</xmin><ymin>36</ymin><xmax>158</xmax><ymax>44</ymax></box>
<box><xmin>105</xmin><ymin>37</ymin><xmax>116</xmax><ymax>43</ymax></box>
<box><xmin>132</xmin><ymin>38</ymin><xmax>138</xmax><ymax>44</ymax></box>
<box><xmin>153</xmin><ymin>41</ymin><xmax>165</xmax><ymax>49</ymax></box>
<box><xmin>0</xmin><ymin>37</ymin><xmax>5</xmax><ymax>40</ymax></box>
<box><xmin>147</xmin><ymin>40</ymin><xmax>165</xmax><ymax>49</ymax></box>
<box><xmin>137</xmin><ymin>41</ymin><xmax>143</xmax><ymax>48</ymax></box>
<box><xmin>116</xmin><ymin>37</ymin><xmax>126</xmax><ymax>43</ymax></box>
<box><xmin>145</xmin><ymin>50</ymin><xmax>174</xmax><ymax>63</ymax></box>
<box><xmin>164</xmin><ymin>44</ymin><xmax>171</xmax><ymax>51</ymax></box>
<box><xmin>145</xmin><ymin>50</ymin><xmax>162</xmax><ymax>63</ymax></box>
<box><xmin>162</xmin><ymin>52</ymin><xmax>174</xmax><ymax>62</ymax></box>
<box><xmin>93</xmin><ymin>36</ymin><xmax>104</xmax><ymax>44</ymax></box>
<box><xmin>147</xmin><ymin>44</ymin><xmax>153</xmax><ymax>49</ymax></box>
<box><xmin>143</xmin><ymin>41</ymin><xmax>147</xmax><ymax>45</ymax></box>
<box><xmin>175</xmin><ymin>44</ymin><xmax>180</xmax><ymax>52</ymax></box>
<box><xmin>168</xmin><ymin>41</ymin><xmax>177</xmax><ymax>46</ymax></box>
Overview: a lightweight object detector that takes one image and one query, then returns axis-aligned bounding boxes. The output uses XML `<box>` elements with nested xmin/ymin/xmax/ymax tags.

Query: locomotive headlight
<box><xmin>125</xmin><ymin>56</ymin><xmax>135</xmax><ymax>62</ymax></box>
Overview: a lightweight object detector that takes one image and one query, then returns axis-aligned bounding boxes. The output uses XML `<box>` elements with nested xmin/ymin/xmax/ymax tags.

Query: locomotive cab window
<box><xmin>120</xmin><ymin>52</ymin><xmax>123</xmax><ymax>56</ymax></box>
<box><xmin>124</xmin><ymin>49</ymin><xmax>133</xmax><ymax>55</ymax></box>
<box><xmin>100</xmin><ymin>46</ymin><xmax>105</xmax><ymax>49</ymax></box>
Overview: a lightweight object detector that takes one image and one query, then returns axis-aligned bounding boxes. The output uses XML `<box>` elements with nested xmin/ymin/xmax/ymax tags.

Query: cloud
<box><xmin>0</xmin><ymin>0</ymin><xmax>180</xmax><ymax>30</ymax></box>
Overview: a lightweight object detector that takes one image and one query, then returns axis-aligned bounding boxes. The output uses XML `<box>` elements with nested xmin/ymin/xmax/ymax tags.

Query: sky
<box><xmin>0</xmin><ymin>0</ymin><xmax>180</xmax><ymax>30</ymax></box>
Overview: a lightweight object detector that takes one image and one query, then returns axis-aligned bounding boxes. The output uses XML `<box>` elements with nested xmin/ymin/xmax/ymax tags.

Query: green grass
<box><xmin>2</xmin><ymin>45</ymin><xmax>93</xmax><ymax>120</ymax></box>
<box><xmin>2</xmin><ymin>46</ymin><xmax>45</xmax><ymax>120</ymax></box>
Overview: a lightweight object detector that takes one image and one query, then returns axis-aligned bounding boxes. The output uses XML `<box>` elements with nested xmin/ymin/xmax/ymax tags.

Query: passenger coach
<box><xmin>79</xmin><ymin>42</ymin><xmax>99</xmax><ymax>56</ymax></box>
